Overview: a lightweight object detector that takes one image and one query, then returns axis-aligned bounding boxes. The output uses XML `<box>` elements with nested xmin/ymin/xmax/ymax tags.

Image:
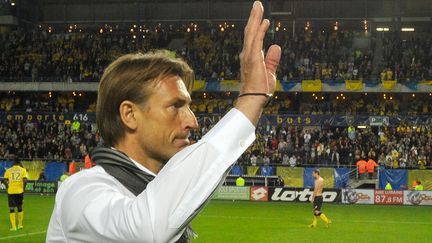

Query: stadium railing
<box><xmin>224</xmin><ymin>175</ymin><xmax>282</xmax><ymax>187</ymax></box>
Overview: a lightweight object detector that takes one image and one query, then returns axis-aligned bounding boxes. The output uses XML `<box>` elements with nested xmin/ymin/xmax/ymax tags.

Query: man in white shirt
<box><xmin>289</xmin><ymin>155</ymin><xmax>297</xmax><ymax>167</ymax></box>
<box><xmin>278</xmin><ymin>139</ymin><xmax>288</xmax><ymax>153</ymax></box>
<box><xmin>304</xmin><ymin>129</ymin><xmax>311</xmax><ymax>144</ymax></box>
<box><xmin>250</xmin><ymin>154</ymin><xmax>258</xmax><ymax>166</ymax></box>
<box><xmin>282</xmin><ymin>153</ymin><xmax>289</xmax><ymax>165</ymax></box>
<box><xmin>47</xmin><ymin>1</ymin><xmax>281</xmax><ymax>243</ymax></box>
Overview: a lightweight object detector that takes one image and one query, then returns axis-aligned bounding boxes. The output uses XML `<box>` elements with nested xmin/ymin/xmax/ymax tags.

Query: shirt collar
<box><xmin>130</xmin><ymin>158</ymin><xmax>157</xmax><ymax>177</ymax></box>
<box><xmin>111</xmin><ymin>147</ymin><xmax>157</xmax><ymax>176</ymax></box>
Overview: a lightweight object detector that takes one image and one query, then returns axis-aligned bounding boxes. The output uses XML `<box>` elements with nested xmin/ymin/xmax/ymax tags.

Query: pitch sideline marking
<box><xmin>200</xmin><ymin>215</ymin><xmax>432</xmax><ymax>225</ymax></box>
<box><xmin>0</xmin><ymin>230</ymin><xmax>47</xmax><ymax>241</ymax></box>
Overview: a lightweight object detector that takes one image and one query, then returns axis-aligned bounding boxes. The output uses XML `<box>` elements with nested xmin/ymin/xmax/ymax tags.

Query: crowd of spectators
<box><xmin>0</xmin><ymin>120</ymin><xmax>100</xmax><ymax>161</ymax></box>
<box><xmin>382</xmin><ymin>33</ymin><xmax>432</xmax><ymax>81</ymax></box>
<box><xmin>1</xmin><ymin>26</ymin><xmax>376</xmax><ymax>82</ymax></box>
<box><xmin>189</xmin><ymin>121</ymin><xmax>432</xmax><ymax>169</ymax></box>
<box><xmin>0</xmin><ymin>27</ymin><xmax>171</xmax><ymax>82</ymax></box>
<box><xmin>188</xmin><ymin>93</ymin><xmax>432</xmax><ymax>170</ymax></box>
<box><xmin>274</xmin><ymin>31</ymin><xmax>374</xmax><ymax>81</ymax></box>
<box><xmin>0</xmin><ymin>94</ymin><xmax>431</xmax><ymax>170</ymax></box>
<box><xmin>180</xmin><ymin>27</ymin><xmax>242</xmax><ymax>80</ymax></box>
<box><xmin>3</xmin><ymin>26</ymin><xmax>432</xmax><ymax>82</ymax></box>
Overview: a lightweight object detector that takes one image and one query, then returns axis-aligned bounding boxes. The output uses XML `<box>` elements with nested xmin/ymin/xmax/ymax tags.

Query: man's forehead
<box><xmin>154</xmin><ymin>75</ymin><xmax>190</xmax><ymax>96</ymax></box>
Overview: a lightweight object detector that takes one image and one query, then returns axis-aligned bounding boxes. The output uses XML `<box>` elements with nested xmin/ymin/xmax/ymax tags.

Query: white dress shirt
<box><xmin>46</xmin><ymin>108</ymin><xmax>255</xmax><ymax>243</ymax></box>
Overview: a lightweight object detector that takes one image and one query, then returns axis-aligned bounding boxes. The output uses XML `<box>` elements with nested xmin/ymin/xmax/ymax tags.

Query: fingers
<box><xmin>265</xmin><ymin>44</ymin><xmax>282</xmax><ymax>76</ymax></box>
<box><xmin>243</xmin><ymin>1</ymin><xmax>264</xmax><ymax>53</ymax></box>
<box><xmin>252</xmin><ymin>19</ymin><xmax>270</xmax><ymax>54</ymax></box>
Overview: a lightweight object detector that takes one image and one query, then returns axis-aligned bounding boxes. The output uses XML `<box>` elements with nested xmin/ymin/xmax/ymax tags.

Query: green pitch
<box><xmin>1</xmin><ymin>195</ymin><xmax>431</xmax><ymax>242</ymax></box>
<box><xmin>0</xmin><ymin>194</ymin><xmax>55</xmax><ymax>242</ymax></box>
<box><xmin>192</xmin><ymin>200</ymin><xmax>432</xmax><ymax>242</ymax></box>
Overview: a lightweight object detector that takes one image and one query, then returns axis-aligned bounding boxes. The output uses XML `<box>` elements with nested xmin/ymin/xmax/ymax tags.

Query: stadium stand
<box><xmin>3</xmin><ymin>27</ymin><xmax>430</xmax><ymax>82</ymax></box>
<box><xmin>0</xmin><ymin>10</ymin><xmax>431</xmax><ymax>183</ymax></box>
<box><xmin>1</xmin><ymin>91</ymin><xmax>431</xmax><ymax>172</ymax></box>
<box><xmin>381</xmin><ymin>33</ymin><xmax>432</xmax><ymax>82</ymax></box>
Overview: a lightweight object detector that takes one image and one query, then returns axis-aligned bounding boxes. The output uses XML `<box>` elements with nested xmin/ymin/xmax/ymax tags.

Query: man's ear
<box><xmin>119</xmin><ymin>100</ymin><xmax>139</xmax><ymax>131</ymax></box>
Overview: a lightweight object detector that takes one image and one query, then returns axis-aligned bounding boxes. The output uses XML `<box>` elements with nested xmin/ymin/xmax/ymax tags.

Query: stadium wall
<box><xmin>1</xmin><ymin>160</ymin><xmax>431</xmax><ymax>190</ymax></box>
<box><xmin>2</xmin><ymin>111</ymin><xmax>432</xmax><ymax>127</ymax></box>
<box><xmin>3</xmin><ymin>80</ymin><xmax>432</xmax><ymax>93</ymax></box>
<box><xmin>212</xmin><ymin>186</ymin><xmax>432</xmax><ymax>206</ymax></box>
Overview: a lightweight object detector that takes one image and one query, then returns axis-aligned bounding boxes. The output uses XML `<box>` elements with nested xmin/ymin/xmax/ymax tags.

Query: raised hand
<box><xmin>235</xmin><ymin>1</ymin><xmax>281</xmax><ymax>125</ymax></box>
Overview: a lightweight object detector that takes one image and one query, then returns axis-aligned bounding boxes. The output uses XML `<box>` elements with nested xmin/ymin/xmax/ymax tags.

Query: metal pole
<box><xmin>377</xmin><ymin>167</ymin><xmax>380</xmax><ymax>189</ymax></box>
<box><xmin>271</xmin><ymin>21</ymin><xmax>275</xmax><ymax>40</ymax></box>
<box><xmin>292</xmin><ymin>0</ymin><xmax>295</xmax><ymax>38</ymax></box>
<box><xmin>292</xmin><ymin>19</ymin><xmax>295</xmax><ymax>38</ymax></box>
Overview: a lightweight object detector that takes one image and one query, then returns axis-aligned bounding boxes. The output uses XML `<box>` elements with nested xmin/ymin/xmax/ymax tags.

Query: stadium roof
<box><xmin>6</xmin><ymin>0</ymin><xmax>432</xmax><ymax>27</ymax></box>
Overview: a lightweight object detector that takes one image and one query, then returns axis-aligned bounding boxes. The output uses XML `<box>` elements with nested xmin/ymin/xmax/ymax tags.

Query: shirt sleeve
<box><xmin>55</xmin><ymin>108</ymin><xmax>256</xmax><ymax>243</ymax></box>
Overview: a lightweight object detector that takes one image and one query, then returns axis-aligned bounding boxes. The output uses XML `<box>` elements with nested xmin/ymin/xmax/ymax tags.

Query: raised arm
<box><xmin>50</xmin><ymin>2</ymin><xmax>281</xmax><ymax>243</ymax></box>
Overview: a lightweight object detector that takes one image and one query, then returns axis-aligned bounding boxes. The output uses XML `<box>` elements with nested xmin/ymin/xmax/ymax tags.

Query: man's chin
<box><xmin>174</xmin><ymin>139</ymin><xmax>191</xmax><ymax>149</ymax></box>
<box><xmin>162</xmin><ymin>146</ymin><xmax>190</xmax><ymax>163</ymax></box>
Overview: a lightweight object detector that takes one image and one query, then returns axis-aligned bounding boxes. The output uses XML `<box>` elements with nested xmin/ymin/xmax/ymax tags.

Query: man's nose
<box><xmin>184</xmin><ymin>107</ymin><xmax>199</xmax><ymax>130</ymax></box>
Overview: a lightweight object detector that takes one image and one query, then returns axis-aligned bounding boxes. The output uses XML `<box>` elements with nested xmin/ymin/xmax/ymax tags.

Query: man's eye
<box><xmin>169</xmin><ymin>104</ymin><xmax>180</xmax><ymax>113</ymax></box>
<box><xmin>173</xmin><ymin>102</ymin><xmax>183</xmax><ymax>108</ymax></box>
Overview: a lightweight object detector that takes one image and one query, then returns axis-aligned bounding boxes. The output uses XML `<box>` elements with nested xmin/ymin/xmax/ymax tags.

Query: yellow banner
<box><xmin>345</xmin><ymin>80</ymin><xmax>364</xmax><ymax>91</ymax></box>
<box><xmin>276</xmin><ymin>167</ymin><xmax>304</xmax><ymax>187</ymax></box>
<box><xmin>246</xmin><ymin>166</ymin><xmax>260</xmax><ymax>176</ymax></box>
<box><xmin>302</xmin><ymin>79</ymin><xmax>322</xmax><ymax>92</ymax></box>
<box><xmin>419</xmin><ymin>80</ymin><xmax>432</xmax><ymax>85</ymax></box>
<box><xmin>22</xmin><ymin>161</ymin><xmax>45</xmax><ymax>180</ymax></box>
<box><xmin>408</xmin><ymin>170</ymin><xmax>432</xmax><ymax>190</ymax></box>
<box><xmin>320</xmin><ymin>168</ymin><xmax>335</xmax><ymax>189</ymax></box>
<box><xmin>382</xmin><ymin>80</ymin><xmax>397</xmax><ymax>90</ymax></box>
<box><xmin>192</xmin><ymin>80</ymin><xmax>205</xmax><ymax>91</ymax></box>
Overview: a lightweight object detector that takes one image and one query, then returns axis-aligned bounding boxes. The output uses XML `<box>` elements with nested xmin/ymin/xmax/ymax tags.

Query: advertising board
<box><xmin>342</xmin><ymin>189</ymin><xmax>374</xmax><ymax>204</ymax></box>
<box><xmin>374</xmin><ymin>190</ymin><xmax>404</xmax><ymax>205</ymax></box>
<box><xmin>213</xmin><ymin>186</ymin><xmax>250</xmax><ymax>201</ymax></box>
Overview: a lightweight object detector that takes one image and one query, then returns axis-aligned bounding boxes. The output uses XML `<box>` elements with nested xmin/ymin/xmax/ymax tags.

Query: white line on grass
<box><xmin>0</xmin><ymin>230</ymin><xmax>47</xmax><ymax>241</ymax></box>
<box><xmin>347</xmin><ymin>219</ymin><xmax>432</xmax><ymax>225</ymax></box>
<box><xmin>200</xmin><ymin>215</ymin><xmax>432</xmax><ymax>225</ymax></box>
